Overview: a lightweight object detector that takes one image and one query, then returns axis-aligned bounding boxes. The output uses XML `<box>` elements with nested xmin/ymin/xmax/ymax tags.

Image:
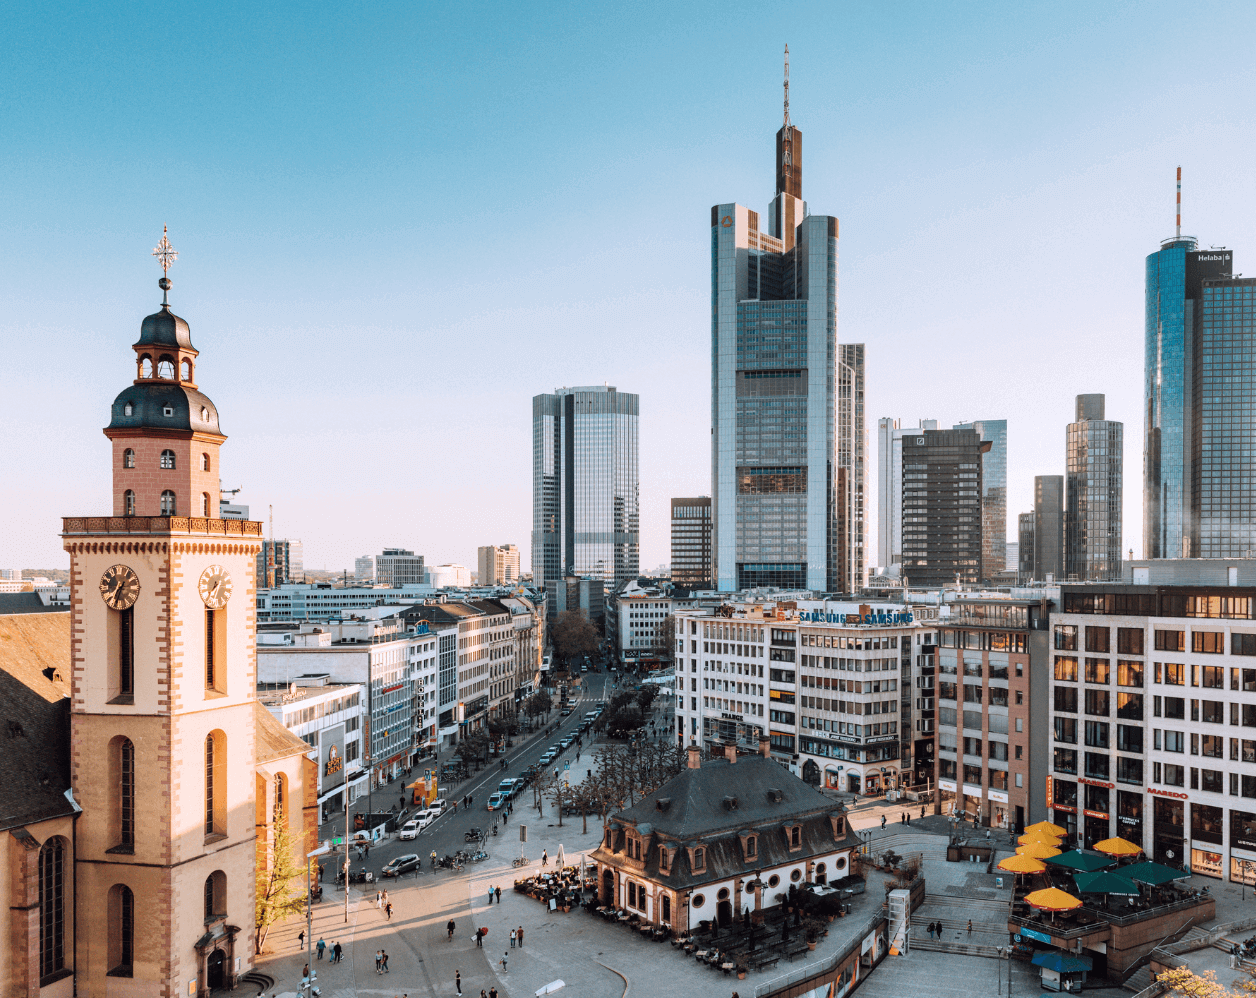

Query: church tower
<box><xmin>62</xmin><ymin>232</ymin><xmax>263</xmax><ymax>996</ymax></box>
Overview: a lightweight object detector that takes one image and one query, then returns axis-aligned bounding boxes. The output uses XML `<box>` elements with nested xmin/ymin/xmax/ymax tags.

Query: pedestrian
<box><xmin>517</xmin><ymin>926</ymin><xmax>523</xmax><ymax>948</ymax></box>
<box><xmin>542</xmin><ymin>849</ymin><xmax>548</xmax><ymax>867</ymax></box>
<box><xmin>880</xmin><ymin>814</ymin><xmax>886</xmax><ymax>830</ymax></box>
<box><xmin>509</xmin><ymin>928</ymin><xmax>516</xmax><ymax>949</ymax></box>
<box><xmin>447</xmin><ymin>919</ymin><xmax>456</xmax><ymax>942</ymax></box>
<box><xmin>499</xmin><ymin>953</ymin><xmax>508</xmax><ymax>973</ymax></box>
<box><xmin>967</xmin><ymin>919</ymin><xmax>973</xmax><ymax>935</ymax></box>
<box><xmin>333</xmin><ymin>941</ymin><xmax>343</xmax><ymax>963</ymax></box>
<box><xmin>432</xmin><ymin>850</ymin><xmax>438</xmax><ymax>868</ymax></box>
<box><xmin>303</xmin><ymin>964</ymin><xmax>309</xmax><ymax>980</ymax></box>
<box><xmin>476</xmin><ymin>928</ymin><xmax>484</xmax><ymax>948</ymax></box>
<box><xmin>481</xmin><ymin>991</ymin><xmax>488</xmax><ymax>998</ymax></box>
<box><xmin>487</xmin><ymin>886</ymin><xmax>494</xmax><ymax>905</ymax></box>
<box><xmin>456</xmin><ymin>970</ymin><xmax>462</xmax><ymax>996</ymax></box>
<box><xmin>377</xmin><ymin>889</ymin><xmax>383</xmax><ymax>909</ymax></box>
<box><xmin>382</xmin><ymin>951</ymin><xmax>390</xmax><ymax>973</ymax></box>
<box><xmin>495</xmin><ymin>885</ymin><xmax>501</xmax><ymax>904</ymax></box>
<box><xmin>386</xmin><ymin>902</ymin><xmax>393</xmax><ymax>920</ymax></box>
<box><xmin>365</xmin><ymin>841</ymin><xmax>370</xmax><ymax>858</ymax></box>
<box><xmin>298</xmin><ymin>930</ymin><xmax>305</xmax><ymax>948</ymax></box>
<box><xmin>453</xmin><ymin>800</ymin><xmax>458</xmax><ymax>813</ymax></box>
<box><xmin>920</xmin><ymin>805</ymin><xmax>925</xmax><ymax>819</ymax></box>
<box><xmin>490</xmin><ymin>989</ymin><xmax>498</xmax><ymax>998</ymax></box>
<box><xmin>383</xmin><ymin>889</ymin><xmax>389</xmax><ymax>905</ymax></box>
<box><xmin>906</xmin><ymin>812</ymin><xmax>911</xmax><ymax>826</ymax></box>
<box><xmin>376</xmin><ymin>949</ymin><xmax>383</xmax><ymax>974</ymax></box>
<box><xmin>317</xmin><ymin>937</ymin><xmax>326</xmax><ymax>960</ymax></box>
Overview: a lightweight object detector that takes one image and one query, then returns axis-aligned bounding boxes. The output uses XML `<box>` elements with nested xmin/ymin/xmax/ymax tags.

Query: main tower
<box><xmin>710</xmin><ymin>48</ymin><xmax>862</xmax><ymax>593</ymax></box>
<box><xmin>62</xmin><ymin>232</ymin><xmax>264</xmax><ymax>994</ymax></box>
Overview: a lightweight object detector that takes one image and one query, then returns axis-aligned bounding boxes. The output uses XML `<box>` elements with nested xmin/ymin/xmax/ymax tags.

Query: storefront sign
<box><xmin>799</xmin><ymin>609</ymin><xmax>915</xmax><ymax>626</ymax></box>
<box><xmin>721</xmin><ymin>712</ymin><xmax>743</xmax><ymax>721</ymax></box>
<box><xmin>1083</xmin><ymin>809</ymin><xmax>1109</xmax><ymax>820</ymax></box>
<box><xmin>1018</xmin><ymin>927</ymin><xmax>1053</xmax><ymax>944</ymax></box>
<box><xmin>1079</xmin><ymin>777</ymin><xmax>1114</xmax><ymax>789</ymax></box>
<box><xmin>1054</xmin><ymin>805</ymin><xmax>1078</xmax><ymax>815</ymax></box>
<box><xmin>1045</xmin><ymin>776</ymin><xmax>1054</xmax><ymax>809</ymax></box>
<box><xmin>1149</xmin><ymin>788</ymin><xmax>1189</xmax><ymax>800</ymax></box>
<box><xmin>988</xmin><ymin>791</ymin><xmax>1009</xmax><ymax>804</ymax></box>
<box><xmin>938</xmin><ymin>779</ymin><xmax>956</xmax><ymax>792</ymax></box>
<box><xmin>963</xmin><ymin>784</ymin><xmax>983</xmax><ymax>799</ymax></box>
<box><xmin>322</xmin><ymin>723</ymin><xmax>346</xmax><ymax>791</ymax></box>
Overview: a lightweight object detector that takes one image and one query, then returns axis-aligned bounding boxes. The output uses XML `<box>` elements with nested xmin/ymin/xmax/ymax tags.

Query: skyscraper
<box><xmin>710</xmin><ymin>50</ymin><xmax>859</xmax><ymax>592</ymax></box>
<box><xmin>1065</xmin><ymin>394</ymin><xmax>1123</xmax><ymax>580</ymax></box>
<box><xmin>876</xmin><ymin>417</ymin><xmax>936</xmax><ymax>569</ymax></box>
<box><xmin>532</xmin><ymin>385</ymin><xmax>639</xmax><ymax>589</ymax></box>
<box><xmin>1017</xmin><ymin>514</ymin><xmax>1035</xmax><ymax>582</ymax></box>
<box><xmin>1195</xmin><ymin>276</ymin><xmax>1256</xmax><ymax>557</ymax></box>
<box><xmin>1143</xmin><ymin>173</ymin><xmax>1233</xmax><ymax>558</ymax></box>
<box><xmin>1033</xmin><ymin>475</ymin><xmax>1064</xmax><ymax>582</ymax></box>
<box><xmin>478</xmin><ymin>544</ymin><xmax>520</xmax><ymax>586</ymax></box>
<box><xmin>900</xmin><ymin>427</ymin><xmax>989</xmax><ymax>588</ymax></box>
<box><xmin>670</xmin><ymin>497</ymin><xmax>713</xmax><ymax>588</ymax></box>
<box><xmin>954</xmin><ymin>419</ymin><xmax>1007</xmax><ymax>579</ymax></box>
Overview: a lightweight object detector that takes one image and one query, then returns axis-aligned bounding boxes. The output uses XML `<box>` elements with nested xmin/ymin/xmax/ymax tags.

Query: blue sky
<box><xmin>4</xmin><ymin>2</ymin><xmax>1256</xmax><ymax>573</ymax></box>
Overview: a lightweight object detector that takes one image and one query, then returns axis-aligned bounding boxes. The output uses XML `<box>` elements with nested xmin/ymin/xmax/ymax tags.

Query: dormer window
<box><xmin>747</xmin><ymin>835</ymin><xmax>757</xmax><ymax>858</ymax></box>
<box><xmin>693</xmin><ymin>847</ymin><xmax>705</xmax><ymax>872</ymax></box>
<box><xmin>123</xmin><ymin>402</ymin><xmax>134</xmax><ymax>417</ymax></box>
<box><xmin>791</xmin><ymin>826</ymin><xmax>801</xmax><ymax>848</ymax></box>
<box><xmin>659</xmin><ymin>846</ymin><xmax>670</xmax><ymax>873</ymax></box>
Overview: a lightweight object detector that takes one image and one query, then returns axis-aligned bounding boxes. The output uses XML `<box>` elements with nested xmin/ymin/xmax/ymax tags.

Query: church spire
<box><xmin>152</xmin><ymin>225</ymin><xmax>177</xmax><ymax>306</ymax></box>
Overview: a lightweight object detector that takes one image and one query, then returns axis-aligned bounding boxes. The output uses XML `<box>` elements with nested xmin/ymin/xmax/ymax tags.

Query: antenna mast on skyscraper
<box><xmin>783</xmin><ymin>44</ymin><xmax>791</xmax><ymax>129</ymax></box>
<box><xmin>1176</xmin><ymin>166</ymin><xmax>1181</xmax><ymax>239</ymax></box>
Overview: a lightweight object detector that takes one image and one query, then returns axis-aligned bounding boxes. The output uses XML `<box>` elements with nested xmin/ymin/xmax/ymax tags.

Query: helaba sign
<box><xmin>798</xmin><ymin>609</ymin><xmax>914</xmax><ymax>625</ymax></box>
<box><xmin>1198</xmin><ymin>253</ymin><xmax>1231</xmax><ymax>262</ymax></box>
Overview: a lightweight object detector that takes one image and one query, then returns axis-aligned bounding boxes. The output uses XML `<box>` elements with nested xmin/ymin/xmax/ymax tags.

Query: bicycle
<box><xmin>512</xmin><ymin>856</ymin><xmax>530</xmax><ymax>867</ymax></box>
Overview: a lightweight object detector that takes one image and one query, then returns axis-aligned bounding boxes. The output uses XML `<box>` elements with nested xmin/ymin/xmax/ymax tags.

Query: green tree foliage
<box><xmin>255</xmin><ymin>820</ymin><xmax>308</xmax><ymax>954</ymax></box>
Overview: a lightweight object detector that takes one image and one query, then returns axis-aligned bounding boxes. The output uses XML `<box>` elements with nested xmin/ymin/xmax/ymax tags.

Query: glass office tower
<box><xmin>1065</xmin><ymin>394</ymin><xmax>1123</xmax><ymax>581</ymax></box>
<box><xmin>711</xmin><ymin>81</ymin><xmax>861</xmax><ymax>592</ymax></box>
<box><xmin>954</xmin><ymin>419</ymin><xmax>1007</xmax><ymax>579</ymax></box>
<box><xmin>532</xmin><ymin>386</ymin><xmax>639</xmax><ymax>589</ymax></box>
<box><xmin>1033</xmin><ymin>475</ymin><xmax>1064</xmax><ymax>582</ymax></box>
<box><xmin>1143</xmin><ymin>238</ymin><xmax>1232</xmax><ymax>557</ymax></box>
<box><xmin>1196</xmin><ymin>277</ymin><xmax>1256</xmax><ymax>556</ymax></box>
<box><xmin>900</xmin><ymin>427</ymin><xmax>990</xmax><ymax>588</ymax></box>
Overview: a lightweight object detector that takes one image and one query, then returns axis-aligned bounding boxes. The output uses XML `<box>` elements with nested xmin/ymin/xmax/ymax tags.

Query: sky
<box><xmin>4</xmin><ymin>1</ymin><xmax>1256</xmax><ymax>575</ymax></box>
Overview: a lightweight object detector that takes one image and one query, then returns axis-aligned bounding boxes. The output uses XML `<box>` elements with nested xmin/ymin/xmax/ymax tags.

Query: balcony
<box><xmin>63</xmin><ymin>515</ymin><xmax>263</xmax><ymax>537</ymax></box>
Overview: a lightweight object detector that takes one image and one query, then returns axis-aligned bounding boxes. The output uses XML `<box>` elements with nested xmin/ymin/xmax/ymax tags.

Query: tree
<box><xmin>551</xmin><ymin>610</ymin><xmax>599</xmax><ymax>669</ymax></box>
<box><xmin>461</xmin><ymin>729</ymin><xmax>490</xmax><ymax>769</ymax></box>
<box><xmin>255</xmin><ymin>819</ymin><xmax>307</xmax><ymax>954</ymax></box>
<box><xmin>524</xmin><ymin>690</ymin><xmax>552</xmax><ymax>729</ymax></box>
<box><xmin>1156</xmin><ymin>967</ymin><xmax>1256</xmax><ymax>998</ymax></box>
<box><xmin>652</xmin><ymin>614</ymin><xmax>677</xmax><ymax>662</ymax></box>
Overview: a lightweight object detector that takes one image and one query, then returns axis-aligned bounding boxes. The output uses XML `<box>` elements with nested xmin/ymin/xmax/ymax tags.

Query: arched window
<box><xmin>157</xmin><ymin>356</ymin><xmax>175</xmax><ymax>379</ymax></box>
<box><xmin>107</xmin><ymin>884</ymin><xmax>134</xmax><ymax>977</ymax></box>
<box><xmin>202</xmin><ymin>452</ymin><xmax>211</xmax><ymax>471</ymax></box>
<box><xmin>790</xmin><ymin>826</ymin><xmax>801</xmax><ymax>847</ymax></box>
<box><xmin>274</xmin><ymin>772</ymin><xmax>286</xmax><ymax>820</ymax></box>
<box><xmin>112</xmin><ymin>737</ymin><xmax>136</xmax><ymax>850</ymax></box>
<box><xmin>123</xmin><ymin>490</ymin><xmax>136</xmax><ymax>517</ymax></box>
<box><xmin>181</xmin><ymin>358</ymin><xmax>193</xmax><ymax>382</ymax></box>
<box><xmin>160</xmin><ymin>490</ymin><xmax>176</xmax><ymax>515</ymax></box>
<box><xmin>205</xmin><ymin>731</ymin><xmax>226</xmax><ymax>837</ymax></box>
<box><xmin>202</xmin><ymin>493</ymin><xmax>211</xmax><ymax>516</ymax></box>
<box><xmin>140</xmin><ymin>356</ymin><xmax>153</xmax><ymax>378</ymax></box>
<box><xmin>204</xmin><ymin>871</ymin><xmax>226</xmax><ymax>920</ymax></box>
<box><xmin>123</xmin><ymin>448</ymin><xmax>135</xmax><ymax>468</ymax></box>
<box><xmin>39</xmin><ymin>838</ymin><xmax>65</xmax><ymax>981</ymax></box>
<box><xmin>160</xmin><ymin>449</ymin><xmax>176</xmax><ymax>470</ymax></box>
<box><xmin>123</xmin><ymin>401</ymin><xmax>134</xmax><ymax>416</ymax></box>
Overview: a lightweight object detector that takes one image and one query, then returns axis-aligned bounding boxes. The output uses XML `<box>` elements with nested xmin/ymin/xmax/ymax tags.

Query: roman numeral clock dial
<box><xmin>198</xmin><ymin>565</ymin><xmax>233</xmax><ymax>609</ymax></box>
<box><xmin>99</xmin><ymin>564</ymin><xmax>141</xmax><ymax>610</ymax></box>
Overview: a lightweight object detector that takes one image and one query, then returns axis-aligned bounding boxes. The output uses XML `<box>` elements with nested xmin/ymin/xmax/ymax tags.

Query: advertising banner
<box><xmin>322</xmin><ymin>722</ymin><xmax>346</xmax><ymax>792</ymax></box>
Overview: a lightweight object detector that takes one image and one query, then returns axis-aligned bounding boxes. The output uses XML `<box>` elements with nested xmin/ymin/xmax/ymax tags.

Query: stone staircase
<box><xmin>1122</xmin><ymin>925</ymin><xmax>1214</xmax><ymax>993</ymax></box>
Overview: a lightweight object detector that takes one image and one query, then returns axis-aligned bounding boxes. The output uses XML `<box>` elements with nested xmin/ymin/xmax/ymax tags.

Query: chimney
<box><xmin>725</xmin><ymin>742</ymin><xmax>738</xmax><ymax>765</ymax></box>
<box><xmin>759</xmin><ymin>734</ymin><xmax>771</xmax><ymax>758</ymax></box>
<box><xmin>687</xmin><ymin>745</ymin><xmax>702</xmax><ymax>770</ymax></box>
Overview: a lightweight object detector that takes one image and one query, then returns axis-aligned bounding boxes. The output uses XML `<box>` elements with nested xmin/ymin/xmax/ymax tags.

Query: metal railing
<box><xmin>752</xmin><ymin>912</ymin><xmax>884</xmax><ymax>998</ymax></box>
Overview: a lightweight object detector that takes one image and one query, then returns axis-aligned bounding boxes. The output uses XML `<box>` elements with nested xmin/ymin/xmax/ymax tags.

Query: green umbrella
<box><xmin>1073</xmin><ymin>870</ymin><xmax>1140</xmax><ymax>895</ymax></box>
<box><xmin>1119</xmin><ymin>861</ymin><xmax>1190</xmax><ymax>886</ymax></box>
<box><xmin>1043</xmin><ymin>849</ymin><xmax>1113</xmax><ymax>873</ymax></box>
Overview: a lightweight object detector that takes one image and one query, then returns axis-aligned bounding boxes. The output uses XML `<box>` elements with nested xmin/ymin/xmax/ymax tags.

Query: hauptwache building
<box><xmin>0</xmin><ymin>250</ymin><xmax>317</xmax><ymax>997</ymax></box>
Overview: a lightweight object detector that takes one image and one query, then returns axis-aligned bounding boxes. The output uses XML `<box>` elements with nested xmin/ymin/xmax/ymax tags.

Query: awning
<box><xmin>1044</xmin><ymin>850</ymin><xmax>1112</xmax><ymax>873</ymax></box>
<box><xmin>1031</xmin><ymin>950</ymin><xmax>1093</xmax><ymax>973</ymax></box>
<box><xmin>1073</xmin><ymin>871</ymin><xmax>1140</xmax><ymax>895</ymax></box>
<box><xmin>1118</xmin><ymin>861</ymin><xmax>1191</xmax><ymax>886</ymax></box>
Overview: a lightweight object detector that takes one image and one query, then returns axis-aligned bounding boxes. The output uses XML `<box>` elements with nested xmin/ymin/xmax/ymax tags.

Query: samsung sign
<box><xmin>798</xmin><ymin>610</ymin><xmax>914</xmax><ymax>625</ymax></box>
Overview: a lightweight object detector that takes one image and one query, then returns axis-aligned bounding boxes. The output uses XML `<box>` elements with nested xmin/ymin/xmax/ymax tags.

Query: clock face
<box><xmin>100</xmin><ymin>564</ymin><xmax>141</xmax><ymax>610</ymax></box>
<box><xmin>198</xmin><ymin>565</ymin><xmax>233</xmax><ymax>609</ymax></box>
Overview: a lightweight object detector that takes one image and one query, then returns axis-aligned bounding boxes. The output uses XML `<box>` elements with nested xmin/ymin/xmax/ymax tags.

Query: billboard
<box><xmin>322</xmin><ymin>722</ymin><xmax>346</xmax><ymax>792</ymax></box>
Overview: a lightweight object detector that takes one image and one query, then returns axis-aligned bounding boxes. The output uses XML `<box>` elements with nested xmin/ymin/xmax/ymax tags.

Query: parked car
<box><xmin>487</xmin><ymin>791</ymin><xmax>508</xmax><ymax>811</ymax></box>
<box><xmin>428</xmin><ymin>798</ymin><xmax>447</xmax><ymax>813</ymax></box>
<box><xmin>560</xmin><ymin>707</ymin><xmax>573</xmax><ymax>716</ymax></box>
<box><xmin>539</xmin><ymin>750</ymin><xmax>557</xmax><ymax>765</ymax></box>
<box><xmin>560</xmin><ymin>736</ymin><xmax>574</xmax><ymax>749</ymax></box>
<box><xmin>381</xmin><ymin>854</ymin><xmax>421</xmax><ymax>877</ymax></box>
<box><xmin>498</xmin><ymin>778</ymin><xmax>520</xmax><ymax>797</ymax></box>
<box><xmin>398</xmin><ymin>820</ymin><xmax>420</xmax><ymax>841</ymax></box>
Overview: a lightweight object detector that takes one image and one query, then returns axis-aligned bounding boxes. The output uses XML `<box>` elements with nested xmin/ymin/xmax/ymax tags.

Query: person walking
<box><xmin>920</xmin><ymin>805</ymin><xmax>925</xmax><ymax>819</ymax></box>
<box><xmin>487</xmin><ymin>886</ymin><xmax>494</xmax><ymax>905</ymax></box>
<box><xmin>376</xmin><ymin>889</ymin><xmax>383</xmax><ymax>909</ymax></box>
<box><xmin>967</xmin><ymin>919</ymin><xmax>973</xmax><ymax>935</ymax></box>
<box><xmin>481</xmin><ymin>991</ymin><xmax>488</xmax><ymax>998</ymax></box>
<box><xmin>516</xmin><ymin>926</ymin><xmax>523</xmax><ymax>948</ymax></box>
<box><xmin>541</xmin><ymin>849</ymin><xmax>548</xmax><ymax>867</ymax></box>
<box><xmin>302</xmin><ymin>964</ymin><xmax>309</xmax><ymax>981</ymax></box>
<box><xmin>447</xmin><ymin>919</ymin><xmax>456</xmax><ymax>942</ymax></box>
<box><xmin>880</xmin><ymin>814</ymin><xmax>886</xmax><ymax>830</ymax></box>
<box><xmin>382</xmin><ymin>889</ymin><xmax>389</xmax><ymax>906</ymax></box>
<box><xmin>332</xmin><ymin>941</ymin><xmax>343</xmax><ymax>963</ymax></box>
<box><xmin>495</xmin><ymin>885</ymin><xmax>501</xmax><ymax>904</ymax></box>
<box><xmin>386</xmin><ymin>902</ymin><xmax>393</xmax><ymax>920</ymax></box>
<box><xmin>509</xmin><ymin>928</ymin><xmax>516</xmax><ymax>949</ymax></box>
<box><xmin>382</xmin><ymin>951</ymin><xmax>390</xmax><ymax>973</ymax></box>
<box><xmin>499</xmin><ymin>953</ymin><xmax>508</xmax><ymax>973</ymax></box>
<box><xmin>490</xmin><ymin>988</ymin><xmax>498</xmax><ymax>998</ymax></box>
<box><xmin>375</xmin><ymin>949</ymin><xmax>383</xmax><ymax>974</ymax></box>
<box><xmin>316</xmin><ymin>937</ymin><xmax>326</xmax><ymax>960</ymax></box>
<box><xmin>298</xmin><ymin>930</ymin><xmax>305</xmax><ymax>948</ymax></box>
<box><xmin>456</xmin><ymin>970</ymin><xmax>462</xmax><ymax>996</ymax></box>
<box><xmin>432</xmin><ymin>849</ymin><xmax>438</xmax><ymax>868</ymax></box>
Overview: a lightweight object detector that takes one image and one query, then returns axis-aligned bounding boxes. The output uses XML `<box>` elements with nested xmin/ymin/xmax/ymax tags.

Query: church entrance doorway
<box><xmin>207</xmin><ymin>949</ymin><xmax>226</xmax><ymax>991</ymax></box>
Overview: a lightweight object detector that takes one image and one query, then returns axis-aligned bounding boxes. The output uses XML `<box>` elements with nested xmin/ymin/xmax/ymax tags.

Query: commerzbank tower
<box><xmin>710</xmin><ymin>47</ymin><xmax>864</xmax><ymax>593</ymax></box>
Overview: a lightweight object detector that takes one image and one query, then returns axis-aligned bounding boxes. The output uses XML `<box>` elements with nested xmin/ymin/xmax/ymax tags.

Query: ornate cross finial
<box><xmin>152</xmin><ymin>226</ymin><xmax>178</xmax><ymax>305</ymax></box>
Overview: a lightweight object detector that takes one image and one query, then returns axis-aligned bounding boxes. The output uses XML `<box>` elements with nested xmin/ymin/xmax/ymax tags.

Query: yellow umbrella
<box><xmin>1025</xmin><ymin>887</ymin><xmax>1082</xmax><ymax>911</ymax></box>
<box><xmin>1018</xmin><ymin>830</ymin><xmax>1062</xmax><ymax>846</ymax></box>
<box><xmin>1093</xmin><ymin>837</ymin><xmax>1142</xmax><ymax>857</ymax></box>
<box><xmin>999</xmin><ymin>854</ymin><xmax>1048</xmax><ymax>874</ymax></box>
<box><xmin>1024</xmin><ymin>820</ymin><xmax>1067</xmax><ymax>837</ymax></box>
<box><xmin>1017</xmin><ymin>842</ymin><xmax>1063</xmax><ymax>859</ymax></box>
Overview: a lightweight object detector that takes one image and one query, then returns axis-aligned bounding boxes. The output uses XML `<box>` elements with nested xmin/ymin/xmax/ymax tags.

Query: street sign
<box><xmin>520</xmin><ymin>825</ymin><xmax>528</xmax><ymax>842</ymax></box>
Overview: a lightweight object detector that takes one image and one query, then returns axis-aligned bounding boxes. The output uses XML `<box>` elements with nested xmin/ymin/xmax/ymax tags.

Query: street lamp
<box><xmin>306</xmin><ymin>843</ymin><xmax>332</xmax><ymax>992</ymax></box>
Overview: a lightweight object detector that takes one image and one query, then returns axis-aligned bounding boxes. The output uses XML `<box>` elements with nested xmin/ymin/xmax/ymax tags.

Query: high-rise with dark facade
<box><xmin>532</xmin><ymin>386</ymin><xmax>640</xmax><ymax>589</ymax></box>
<box><xmin>900</xmin><ymin>427</ymin><xmax>990</xmax><ymax>587</ymax></box>
<box><xmin>1196</xmin><ymin>277</ymin><xmax>1256</xmax><ymax>557</ymax></box>
<box><xmin>1018</xmin><ymin>513</ymin><xmax>1035</xmax><ymax>582</ymax></box>
<box><xmin>1065</xmin><ymin>394</ymin><xmax>1123</xmax><ymax>581</ymax></box>
<box><xmin>954</xmin><ymin>419</ymin><xmax>1008</xmax><ymax>579</ymax></box>
<box><xmin>1143</xmin><ymin>216</ymin><xmax>1233</xmax><ymax>558</ymax></box>
<box><xmin>710</xmin><ymin>53</ymin><xmax>862</xmax><ymax>593</ymax></box>
<box><xmin>1034</xmin><ymin>475</ymin><xmax>1064</xmax><ymax>582</ymax></box>
<box><xmin>670</xmin><ymin>497</ymin><xmax>713</xmax><ymax>588</ymax></box>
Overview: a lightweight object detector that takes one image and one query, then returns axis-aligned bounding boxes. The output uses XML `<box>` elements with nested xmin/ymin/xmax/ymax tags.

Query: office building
<box><xmin>1065</xmin><ymin>394</ymin><xmax>1124</xmax><ymax>581</ymax></box>
<box><xmin>877</xmin><ymin>418</ymin><xmax>936</xmax><ymax>570</ymax></box>
<box><xmin>1034</xmin><ymin>475</ymin><xmax>1065</xmax><ymax>582</ymax></box>
<box><xmin>478</xmin><ymin>544</ymin><xmax>521</xmax><ymax>587</ymax></box>
<box><xmin>901</xmin><ymin>427</ymin><xmax>990</xmax><ymax>588</ymax></box>
<box><xmin>258</xmin><ymin>537</ymin><xmax>303</xmax><ymax>587</ymax></box>
<box><xmin>608</xmin><ymin>585</ymin><xmax>675</xmax><ymax>669</ymax></box>
<box><xmin>1197</xmin><ymin>277</ymin><xmax>1256</xmax><ymax>557</ymax></box>
<box><xmin>954</xmin><ymin>419</ymin><xmax>1008</xmax><ymax>579</ymax></box>
<box><xmin>670</xmin><ymin>497</ymin><xmax>713</xmax><ymax>588</ymax></box>
<box><xmin>1143</xmin><ymin>206</ymin><xmax>1234</xmax><ymax>558</ymax></box>
<box><xmin>934</xmin><ymin>597</ymin><xmax>1053</xmax><ymax>832</ymax></box>
<box><xmin>1018</xmin><ymin>514</ymin><xmax>1035</xmax><ymax>582</ymax></box>
<box><xmin>545</xmin><ymin>575</ymin><xmax>605</xmax><ymax>626</ymax></box>
<box><xmin>710</xmin><ymin>59</ymin><xmax>858</xmax><ymax>594</ymax></box>
<box><xmin>376</xmin><ymin>548</ymin><xmax>425</xmax><ymax>587</ymax></box>
<box><xmin>219</xmin><ymin>502</ymin><xmax>249</xmax><ymax>520</ymax></box>
<box><xmin>354</xmin><ymin>555</ymin><xmax>374</xmax><ymax>581</ymax></box>
<box><xmin>426</xmin><ymin>563</ymin><xmax>471</xmax><ymax>588</ymax></box>
<box><xmin>532</xmin><ymin>385</ymin><xmax>640</xmax><ymax>589</ymax></box>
